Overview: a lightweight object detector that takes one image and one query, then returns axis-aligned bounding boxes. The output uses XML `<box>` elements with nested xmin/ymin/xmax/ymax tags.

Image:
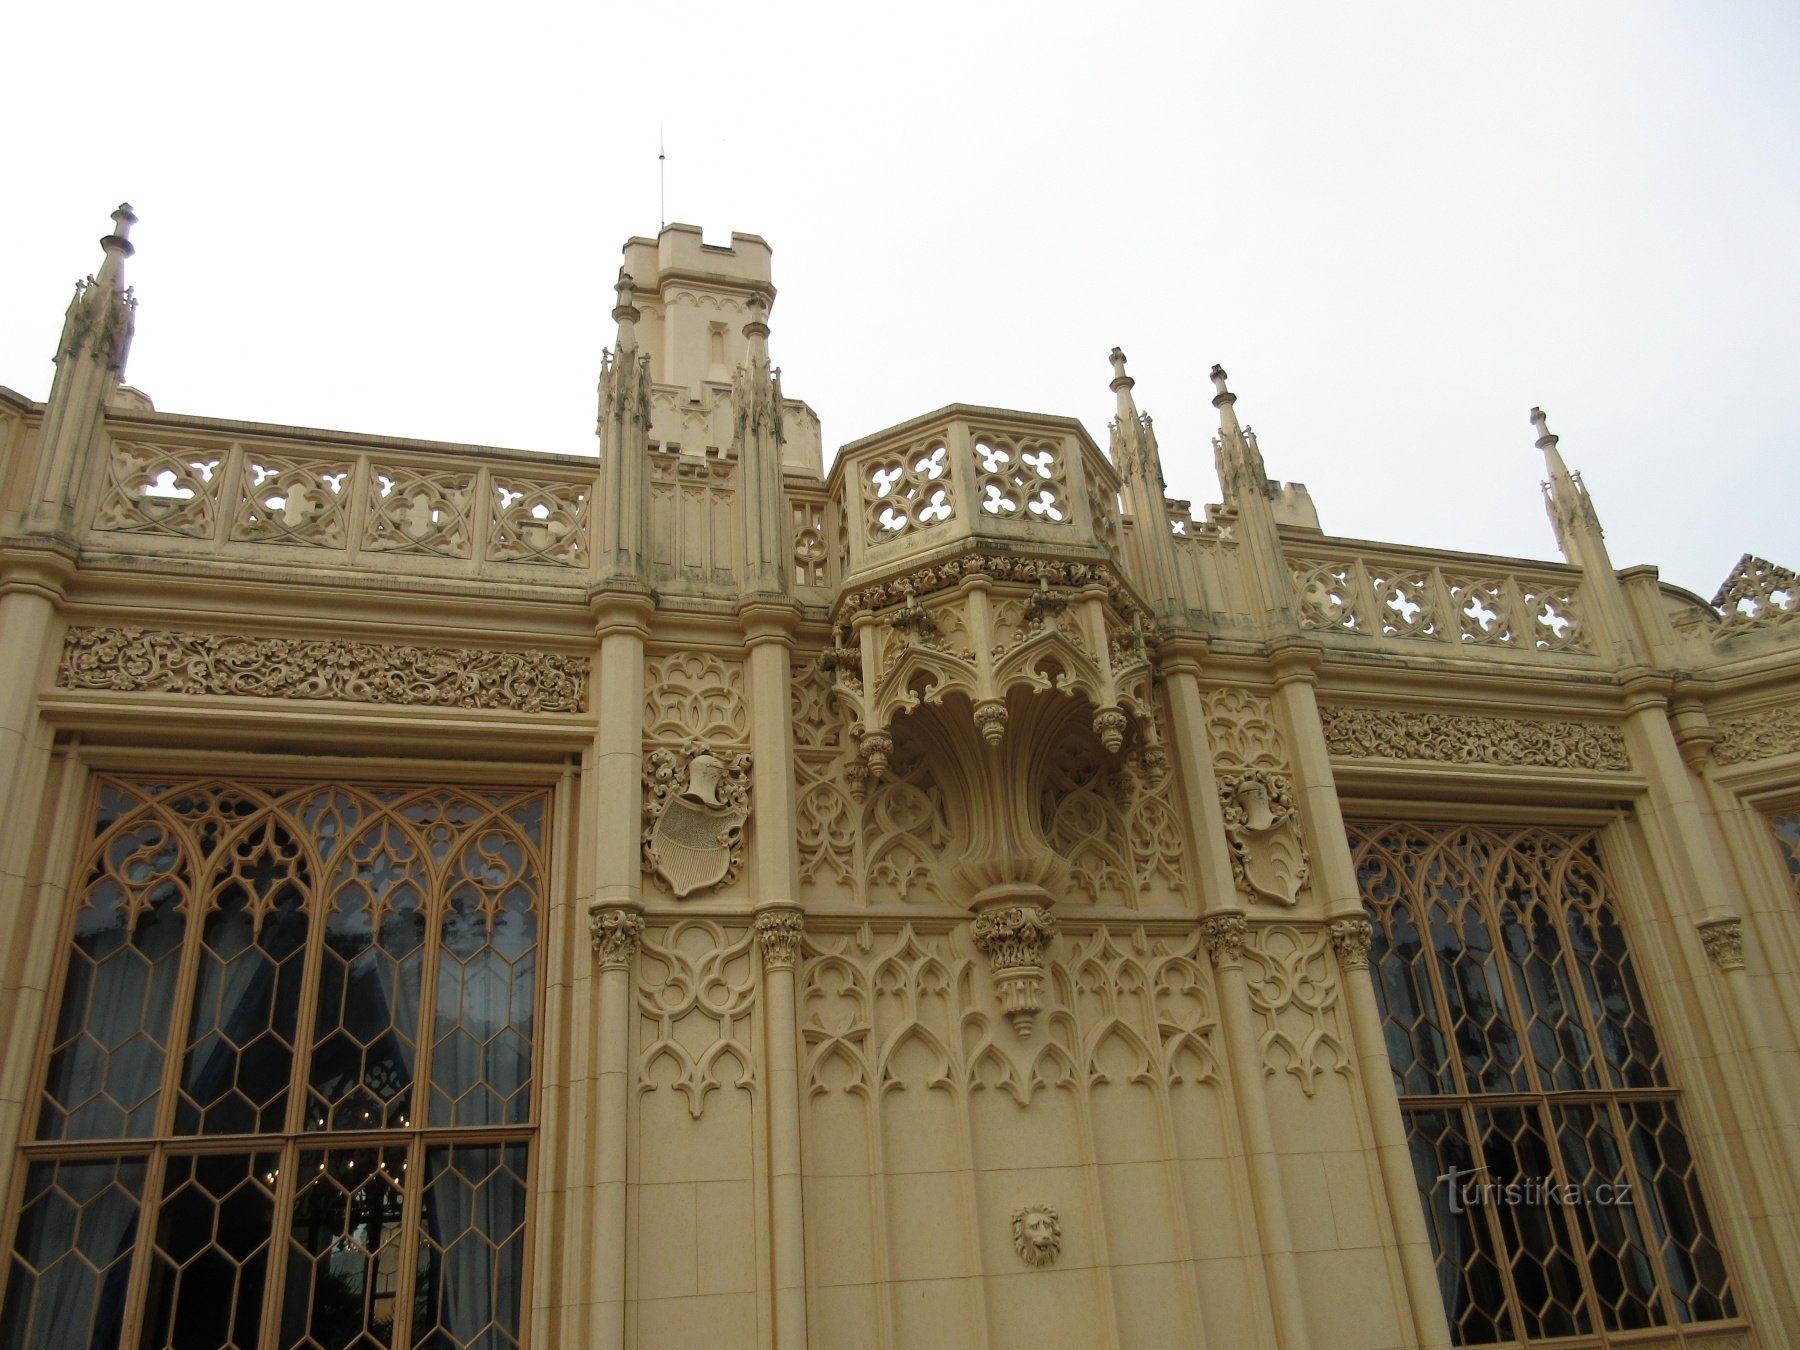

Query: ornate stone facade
<box><xmin>0</xmin><ymin>210</ymin><xmax>1796</xmax><ymax>1350</ymax></box>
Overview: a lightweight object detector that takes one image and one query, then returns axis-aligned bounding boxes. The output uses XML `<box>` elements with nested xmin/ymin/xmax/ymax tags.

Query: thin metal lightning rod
<box><xmin>659</xmin><ymin>126</ymin><xmax>666</xmax><ymax>231</ymax></box>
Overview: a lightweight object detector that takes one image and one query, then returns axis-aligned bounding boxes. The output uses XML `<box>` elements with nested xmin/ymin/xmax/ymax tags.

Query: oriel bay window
<box><xmin>1348</xmin><ymin>822</ymin><xmax>1737</xmax><ymax>1346</ymax></box>
<box><xmin>0</xmin><ymin>777</ymin><xmax>546</xmax><ymax>1349</ymax></box>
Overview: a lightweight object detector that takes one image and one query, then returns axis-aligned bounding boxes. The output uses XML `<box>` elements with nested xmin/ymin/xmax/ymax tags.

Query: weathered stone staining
<box><xmin>0</xmin><ymin>207</ymin><xmax>1797</xmax><ymax>1350</ymax></box>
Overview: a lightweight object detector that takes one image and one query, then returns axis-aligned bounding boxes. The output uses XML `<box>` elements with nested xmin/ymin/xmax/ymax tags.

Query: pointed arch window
<box><xmin>1349</xmin><ymin>822</ymin><xmax>1737</xmax><ymax>1346</ymax></box>
<box><xmin>1</xmin><ymin>776</ymin><xmax>548</xmax><ymax>1349</ymax></box>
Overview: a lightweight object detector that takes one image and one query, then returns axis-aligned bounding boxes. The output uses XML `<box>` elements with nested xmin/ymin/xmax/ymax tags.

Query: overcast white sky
<box><xmin>3</xmin><ymin>2</ymin><xmax>1795</xmax><ymax>600</ymax></box>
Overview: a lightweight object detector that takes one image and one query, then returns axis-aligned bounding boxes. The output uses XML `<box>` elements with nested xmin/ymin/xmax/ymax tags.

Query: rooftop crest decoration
<box><xmin>1711</xmin><ymin>553</ymin><xmax>1799</xmax><ymax>634</ymax></box>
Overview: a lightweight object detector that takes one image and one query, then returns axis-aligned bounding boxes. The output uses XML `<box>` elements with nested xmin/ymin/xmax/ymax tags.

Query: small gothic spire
<box><xmin>612</xmin><ymin>269</ymin><xmax>640</xmax><ymax>351</ymax></box>
<box><xmin>743</xmin><ymin>293</ymin><xmax>771</xmax><ymax>366</ymax></box>
<box><xmin>1109</xmin><ymin>347</ymin><xmax>1140</xmax><ymax>421</ymax></box>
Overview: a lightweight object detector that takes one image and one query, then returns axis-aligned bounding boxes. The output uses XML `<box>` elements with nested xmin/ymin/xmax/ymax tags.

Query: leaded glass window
<box><xmin>1768</xmin><ymin>810</ymin><xmax>1800</xmax><ymax>903</ymax></box>
<box><xmin>1349</xmin><ymin>823</ymin><xmax>1736</xmax><ymax>1345</ymax></box>
<box><xmin>1</xmin><ymin>777</ymin><xmax>548</xmax><ymax>1350</ymax></box>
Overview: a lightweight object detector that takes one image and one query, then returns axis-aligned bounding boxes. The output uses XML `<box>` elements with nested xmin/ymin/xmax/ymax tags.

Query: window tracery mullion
<box><xmin>1473</xmin><ymin>833</ymin><xmax>1553</xmax><ymax>1101</ymax></box>
<box><xmin>1416</xmin><ymin>839</ymin><xmax>1482</xmax><ymax>1098</ymax></box>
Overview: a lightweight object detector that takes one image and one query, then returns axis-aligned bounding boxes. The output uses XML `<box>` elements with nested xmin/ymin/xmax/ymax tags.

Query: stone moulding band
<box><xmin>57</xmin><ymin>624</ymin><xmax>590</xmax><ymax>714</ymax></box>
<box><xmin>1319</xmin><ymin>704</ymin><xmax>1630</xmax><ymax>771</ymax></box>
<box><xmin>831</xmin><ymin>547</ymin><xmax>1152</xmax><ymax>629</ymax></box>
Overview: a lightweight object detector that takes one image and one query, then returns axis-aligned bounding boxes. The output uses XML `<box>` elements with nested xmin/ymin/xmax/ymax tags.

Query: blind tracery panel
<box><xmin>1349</xmin><ymin>823</ymin><xmax>1736</xmax><ymax>1346</ymax></box>
<box><xmin>0</xmin><ymin>777</ymin><xmax>547</xmax><ymax>1350</ymax></box>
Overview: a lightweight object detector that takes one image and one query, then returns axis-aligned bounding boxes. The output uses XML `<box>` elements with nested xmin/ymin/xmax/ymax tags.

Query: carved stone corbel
<box><xmin>1218</xmin><ymin>769</ymin><xmax>1310</xmax><ymax>906</ymax></box>
<box><xmin>971</xmin><ymin>903</ymin><xmax>1057</xmax><ymax>1037</ymax></box>
<box><xmin>1698</xmin><ymin>917</ymin><xmax>1745</xmax><ymax>972</ymax></box>
<box><xmin>1328</xmin><ymin>915</ymin><xmax>1374</xmax><ymax>971</ymax></box>
<box><xmin>589</xmin><ymin>905</ymin><xmax>645</xmax><ymax>970</ymax></box>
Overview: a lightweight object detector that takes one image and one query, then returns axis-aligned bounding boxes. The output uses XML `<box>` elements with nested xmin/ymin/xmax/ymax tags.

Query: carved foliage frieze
<box><xmin>1320</xmin><ymin>704</ymin><xmax>1630</xmax><ymax>771</ymax></box>
<box><xmin>58</xmin><ymin>626</ymin><xmax>589</xmax><ymax>713</ymax></box>
<box><xmin>1712</xmin><ymin>704</ymin><xmax>1800</xmax><ymax>766</ymax></box>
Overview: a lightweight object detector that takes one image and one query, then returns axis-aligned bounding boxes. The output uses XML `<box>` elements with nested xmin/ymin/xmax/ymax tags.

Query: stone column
<box><xmin>586</xmin><ymin>595</ymin><xmax>653</xmax><ymax>1349</ymax></box>
<box><xmin>1697</xmin><ymin>917</ymin><xmax>1800</xmax><ymax>1196</ymax></box>
<box><xmin>1271</xmin><ymin>645</ymin><xmax>1452</xmax><ymax>1349</ymax></box>
<box><xmin>1328</xmin><ymin>916</ymin><xmax>1452</xmax><ymax>1350</ymax></box>
<box><xmin>755</xmin><ymin>905</ymin><xmax>808</xmax><ymax>1350</ymax></box>
<box><xmin>741</xmin><ymin>599</ymin><xmax>808</xmax><ymax>1350</ymax></box>
<box><xmin>1160</xmin><ymin>640</ymin><xmax>1312</xmax><ymax>1350</ymax></box>
<box><xmin>1201</xmin><ymin>914</ymin><xmax>1313</xmax><ymax>1350</ymax></box>
<box><xmin>589</xmin><ymin>904</ymin><xmax>643</xmax><ymax>1346</ymax></box>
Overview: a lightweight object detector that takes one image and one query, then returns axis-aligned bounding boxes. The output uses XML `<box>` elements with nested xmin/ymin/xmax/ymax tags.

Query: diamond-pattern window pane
<box><xmin>1623</xmin><ymin>1100</ymin><xmax>1737</xmax><ymax>1323</ymax></box>
<box><xmin>1353</xmin><ymin>821</ymin><xmax>1739</xmax><ymax>1346</ymax></box>
<box><xmin>1473</xmin><ymin>1105</ymin><xmax>1590</xmax><ymax>1340</ymax></box>
<box><xmin>176</xmin><ymin>819</ymin><xmax>312</xmax><ymax>1136</ymax></box>
<box><xmin>140</xmin><ymin>1151</ymin><xmax>280</xmax><ymax>1349</ymax></box>
<box><xmin>429</xmin><ymin>814</ymin><xmax>539</xmax><ymax>1128</ymax></box>
<box><xmin>280</xmin><ymin>1147</ymin><xmax>411</xmax><ymax>1348</ymax></box>
<box><xmin>306</xmin><ymin>821</ymin><xmax>427</xmax><ymax>1133</ymax></box>
<box><xmin>1354</xmin><ymin>836</ymin><xmax>1454</xmax><ymax>1095</ymax></box>
<box><xmin>1425</xmin><ymin>855</ymin><xmax>1526</xmax><ymax>1093</ymax></box>
<box><xmin>40</xmin><ymin>807</ymin><xmax>188</xmax><ymax>1141</ymax></box>
<box><xmin>1402</xmin><ymin>1108</ymin><xmax>1513</xmax><ymax>1346</ymax></box>
<box><xmin>0</xmin><ymin>1157</ymin><xmax>144</xmax><ymax>1350</ymax></box>
<box><xmin>412</xmin><ymin>1145</ymin><xmax>528</xmax><ymax>1349</ymax></box>
<box><xmin>1550</xmin><ymin>1103</ymin><xmax>1663</xmax><ymax>1331</ymax></box>
<box><xmin>17</xmin><ymin>777</ymin><xmax>549</xmax><ymax>1348</ymax></box>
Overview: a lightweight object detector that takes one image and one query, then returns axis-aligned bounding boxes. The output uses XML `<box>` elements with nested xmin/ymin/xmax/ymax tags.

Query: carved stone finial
<box><xmin>642</xmin><ymin>742</ymin><xmax>751</xmax><ymax>897</ymax></box>
<box><xmin>974</xmin><ymin>699</ymin><xmax>1008</xmax><ymax>745</ymax></box>
<box><xmin>1698</xmin><ymin>917</ymin><xmax>1745</xmax><ymax>972</ymax></box>
<box><xmin>1529</xmin><ymin>405</ymin><xmax>1555</xmax><ymax>449</ymax></box>
<box><xmin>971</xmin><ymin>904</ymin><xmax>1057</xmax><ymax>1037</ymax></box>
<box><xmin>1329</xmin><ymin>916</ymin><xmax>1375</xmax><ymax>971</ymax></box>
<box><xmin>103</xmin><ymin>203</ymin><xmax>137</xmax><ymax>257</ymax></box>
<box><xmin>1108</xmin><ymin>346</ymin><xmax>1132</xmax><ymax>391</ymax></box>
<box><xmin>1092</xmin><ymin>707</ymin><xmax>1127</xmax><ymax>753</ymax></box>
<box><xmin>1210</xmin><ymin>364</ymin><xmax>1232</xmax><ymax>404</ymax></box>
<box><xmin>1199</xmin><ymin>913</ymin><xmax>1248</xmax><ymax>963</ymax></box>
<box><xmin>589</xmin><ymin>906</ymin><xmax>645</xmax><ymax>970</ymax></box>
<box><xmin>860</xmin><ymin>730</ymin><xmax>894</xmax><ymax>781</ymax></box>
<box><xmin>1011</xmin><ymin>1204</ymin><xmax>1062</xmax><ymax>1267</ymax></box>
<box><xmin>754</xmin><ymin>909</ymin><xmax>805</xmax><ymax>972</ymax></box>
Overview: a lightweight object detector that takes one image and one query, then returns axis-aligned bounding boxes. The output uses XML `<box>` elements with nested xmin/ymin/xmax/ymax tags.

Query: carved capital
<box><xmin>1329</xmin><ymin>915</ymin><xmax>1375</xmax><ymax>971</ymax></box>
<box><xmin>1199</xmin><ymin>914</ymin><xmax>1248</xmax><ymax>963</ymax></box>
<box><xmin>754</xmin><ymin>909</ymin><xmax>806</xmax><ymax>971</ymax></box>
<box><xmin>971</xmin><ymin>904</ymin><xmax>1058</xmax><ymax>970</ymax></box>
<box><xmin>589</xmin><ymin>906</ymin><xmax>645</xmax><ymax>970</ymax></box>
<box><xmin>1698</xmin><ymin>917</ymin><xmax>1745</xmax><ymax>972</ymax></box>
